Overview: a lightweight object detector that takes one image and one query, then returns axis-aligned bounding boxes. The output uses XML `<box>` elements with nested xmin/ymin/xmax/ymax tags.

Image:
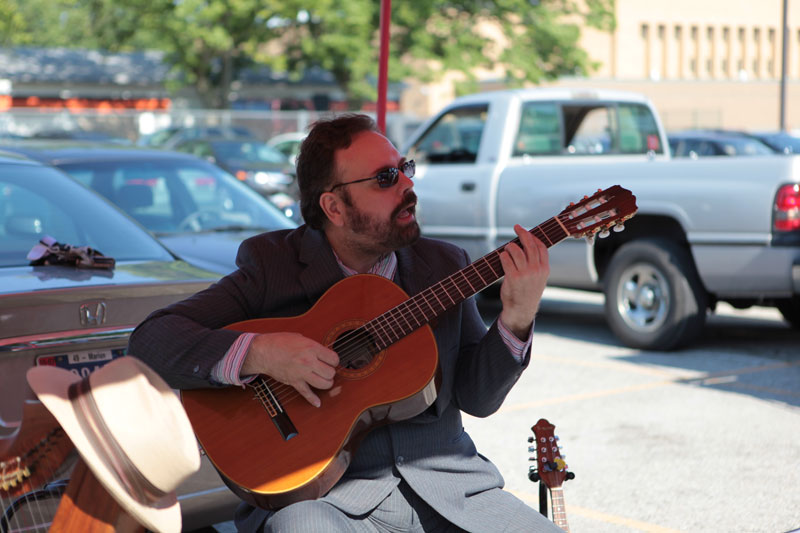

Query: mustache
<box><xmin>392</xmin><ymin>191</ymin><xmax>417</xmax><ymax>218</ymax></box>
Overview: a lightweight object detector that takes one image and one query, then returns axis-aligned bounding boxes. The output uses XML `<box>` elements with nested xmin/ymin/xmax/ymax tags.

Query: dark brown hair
<box><xmin>296</xmin><ymin>114</ymin><xmax>378</xmax><ymax>229</ymax></box>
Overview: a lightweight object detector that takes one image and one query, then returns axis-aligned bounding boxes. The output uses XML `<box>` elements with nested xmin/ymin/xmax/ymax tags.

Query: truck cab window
<box><xmin>618</xmin><ymin>104</ymin><xmax>663</xmax><ymax>154</ymax></box>
<box><xmin>409</xmin><ymin>105</ymin><xmax>488</xmax><ymax>164</ymax></box>
<box><xmin>564</xmin><ymin>105</ymin><xmax>615</xmax><ymax>154</ymax></box>
<box><xmin>513</xmin><ymin>102</ymin><xmax>561</xmax><ymax>156</ymax></box>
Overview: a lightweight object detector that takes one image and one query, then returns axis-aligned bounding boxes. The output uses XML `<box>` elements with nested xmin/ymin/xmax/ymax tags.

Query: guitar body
<box><xmin>181</xmin><ymin>274</ymin><xmax>439</xmax><ymax>510</ymax></box>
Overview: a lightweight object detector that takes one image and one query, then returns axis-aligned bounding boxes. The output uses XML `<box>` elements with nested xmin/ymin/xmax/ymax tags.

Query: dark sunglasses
<box><xmin>329</xmin><ymin>160</ymin><xmax>415</xmax><ymax>192</ymax></box>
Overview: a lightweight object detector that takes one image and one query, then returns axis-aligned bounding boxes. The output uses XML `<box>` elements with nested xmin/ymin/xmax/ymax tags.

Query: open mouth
<box><xmin>396</xmin><ymin>203</ymin><xmax>416</xmax><ymax>221</ymax></box>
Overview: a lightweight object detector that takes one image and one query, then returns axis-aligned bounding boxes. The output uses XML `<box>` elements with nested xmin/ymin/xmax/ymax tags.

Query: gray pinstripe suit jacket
<box><xmin>128</xmin><ymin>226</ymin><xmax>544</xmax><ymax>532</ymax></box>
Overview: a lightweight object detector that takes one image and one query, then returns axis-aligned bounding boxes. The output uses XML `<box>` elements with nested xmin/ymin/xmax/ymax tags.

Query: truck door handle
<box><xmin>461</xmin><ymin>182</ymin><xmax>476</xmax><ymax>192</ymax></box>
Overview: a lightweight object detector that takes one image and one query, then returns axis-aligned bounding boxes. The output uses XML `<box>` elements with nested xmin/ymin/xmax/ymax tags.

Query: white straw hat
<box><xmin>27</xmin><ymin>356</ymin><xmax>201</xmax><ymax>533</ymax></box>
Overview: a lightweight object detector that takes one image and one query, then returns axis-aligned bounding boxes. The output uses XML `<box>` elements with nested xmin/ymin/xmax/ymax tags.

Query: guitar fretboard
<box><xmin>363</xmin><ymin>215</ymin><xmax>570</xmax><ymax>350</ymax></box>
<box><xmin>550</xmin><ymin>487</ymin><xmax>569</xmax><ymax>532</ymax></box>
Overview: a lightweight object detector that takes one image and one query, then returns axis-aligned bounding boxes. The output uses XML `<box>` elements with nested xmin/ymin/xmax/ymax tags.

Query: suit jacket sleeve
<box><xmin>127</xmin><ymin>229</ymin><xmax>324</xmax><ymax>390</ymax></box>
<box><xmin>408</xmin><ymin>241</ymin><xmax>531</xmax><ymax>420</ymax></box>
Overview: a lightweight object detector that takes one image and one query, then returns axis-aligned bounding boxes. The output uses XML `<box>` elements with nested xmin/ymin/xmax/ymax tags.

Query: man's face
<box><xmin>332</xmin><ymin>131</ymin><xmax>420</xmax><ymax>255</ymax></box>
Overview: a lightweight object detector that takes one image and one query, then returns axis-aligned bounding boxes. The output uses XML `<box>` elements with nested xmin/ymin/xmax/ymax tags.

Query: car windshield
<box><xmin>0</xmin><ymin>162</ymin><xmax>173</xmax><ymax>267</ymax></box>
<box><xmin>57</xmin><ymin>157</ymin><xmax>296</xmax><ymax>235</ymax></box>
<box><xmin>211</xmin><ymin>141</ymin><xmax>288</xmax><ymax>164</ymax></box>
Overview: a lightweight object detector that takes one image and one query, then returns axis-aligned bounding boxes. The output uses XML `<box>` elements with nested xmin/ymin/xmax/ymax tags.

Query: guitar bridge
<box><xmin>250</xmin><ymin>378</ymin><xmax>298</xmax><ymax>441</ymax></box>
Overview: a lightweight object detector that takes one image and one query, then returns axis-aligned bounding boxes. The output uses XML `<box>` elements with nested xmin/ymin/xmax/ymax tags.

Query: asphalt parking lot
<box><xmin>468</xmin><ymin>288</ymin><xmax>799</xmax><ymax>533</ymax></box>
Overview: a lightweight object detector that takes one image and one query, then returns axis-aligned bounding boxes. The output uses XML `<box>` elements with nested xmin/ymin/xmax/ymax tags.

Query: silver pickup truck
<box><xmin>402</xmin><ymin>87</ymin><xmax>800</xmax><ymax>350</ymax></box>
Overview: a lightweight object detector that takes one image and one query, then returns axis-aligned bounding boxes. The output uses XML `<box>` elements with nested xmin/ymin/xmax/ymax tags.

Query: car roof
<box><xmin>668</xmin><ymin>130</ymin><xmax>752</xmax><ymax>140</ymax></box>
<box><xmin>0</xmin><ymin>140</ymin><xmax>204</xmax><ymax>165</ymax></box>
<box><xmin>0</xmin><ymin>148</ymin><xmax>44</xmax><ymax>165</ymax></box>
<box><xmin>449</xmin><ymin>87</ymin><xmax>654</xmax><ymax>106</ymax></box>
<box><xmin>177</xmin><ymin>136</ymin><xmax>265</xmax><ymax>145</ymax></box>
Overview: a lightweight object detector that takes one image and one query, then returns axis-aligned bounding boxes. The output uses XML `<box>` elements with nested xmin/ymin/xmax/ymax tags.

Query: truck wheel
<box><xmin>776</xmin><ymin>297</ymin><xmax>800</xmax><ymax>329</ymax></box>
<box><xmin>603</xmin><ymin>239</ymin><xmax>707</xmax><ymax>350</ymax></box>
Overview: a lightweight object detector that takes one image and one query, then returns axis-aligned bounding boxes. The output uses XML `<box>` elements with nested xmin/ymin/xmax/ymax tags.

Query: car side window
<box><xmin>618</xmin><ymin>103</ymin><xmax>663</xmax><ymax>154</ymax></box>
<box><xmin>565</xmin><ymin>105</ymin><xmax>615</xmax><ymax>154</ymax></box>
<box><xmin>408</xmin><ymin>104</ymin><xmax>488</xmax><ymax>164</ymax></box>
<box><xmin>513</xmin><ymin>102</ymin><xmax>561</xmax><ymax>156</ymax></box>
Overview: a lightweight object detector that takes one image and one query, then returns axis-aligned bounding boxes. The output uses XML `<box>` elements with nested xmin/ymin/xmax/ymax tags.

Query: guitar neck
<box><xmin>365</xmin><ymin>216</ymin><xmax>569</xmax><ymax>350</ymax></box>
<box><xmin>549</xmin><ymin>487</ymin><xmax>569</xmax><ymax>532</ymax></box>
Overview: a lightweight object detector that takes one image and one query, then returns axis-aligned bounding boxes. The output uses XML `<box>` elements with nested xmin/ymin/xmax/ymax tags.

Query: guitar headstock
<box><xmin>531</xmin><ymin>418</ymin><xmax>570</xmax><ymax>490</ymax></box>
<box><xmin>559</xmin><ymin>185</ymin><xmax>638</xmax><ymax>241</ymax></box>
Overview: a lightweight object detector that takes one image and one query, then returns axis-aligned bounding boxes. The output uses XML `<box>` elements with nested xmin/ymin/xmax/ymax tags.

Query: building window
<box><xmin>642</xmin><ymin>23</ymin><xmax>651</xmax><ymax>78</ymax></box>
<box><xmin>722</xmin><ymin>26</ymin><xmax>731</xmax><ymax>77</ymax></box>
<box><xmin>768</xmin><ymin>28</ymin><xmax>776</xmax><ymax>77</ymax></box>
<box><xmin>675</xmin><ymin>25</ymin><xmax>684</xmax><ymax>78</ymax></box>
<box><xmin>707</xmin><ymin>27</ymin><xmax>715</xmax><ymax>77</ymax></box>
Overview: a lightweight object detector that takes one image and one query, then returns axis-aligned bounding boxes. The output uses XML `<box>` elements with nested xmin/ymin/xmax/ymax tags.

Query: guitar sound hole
<box><xmin>332</xmin><ymin>328</ymin><xmax>376</xmax><ymax>370</ymax></box>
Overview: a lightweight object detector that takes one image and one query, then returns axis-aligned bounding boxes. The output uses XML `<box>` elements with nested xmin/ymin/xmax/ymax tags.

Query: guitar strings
<box><xmin>252</xmin><ymin>213</ymin><xmax>581</xmax><ymax>404</ymax></box>
<box><xmin>251</xmin><ymin>215</ymin><xmax>575</xmax><ymax>407</ymax></box>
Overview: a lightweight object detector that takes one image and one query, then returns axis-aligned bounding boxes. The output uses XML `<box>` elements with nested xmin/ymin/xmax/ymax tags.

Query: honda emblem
<box><xmin>79</xmin><ymin>302</ymin><xmax>107</xmax><ymax>326</ymax></box>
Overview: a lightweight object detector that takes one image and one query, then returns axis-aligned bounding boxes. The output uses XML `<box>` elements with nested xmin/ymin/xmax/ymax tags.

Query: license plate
<box><xmin>37</xmin><ymin>348</ymin><xmax>127</xmax><ymax>379</ymax></box>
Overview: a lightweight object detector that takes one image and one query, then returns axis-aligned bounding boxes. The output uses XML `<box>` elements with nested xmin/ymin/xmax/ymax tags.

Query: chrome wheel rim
<box><xmin>615</xmin><ymin>263</ymin><xmax>670</xmax><ymax>333</ymax></box>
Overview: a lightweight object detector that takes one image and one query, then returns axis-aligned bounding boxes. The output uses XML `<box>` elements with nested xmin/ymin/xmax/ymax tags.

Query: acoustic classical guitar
<box><xmin>531</xmin><ymin>418</ymin><xmax>573</xmax><ymax>532</ymax></box>
<box><xmin>181</xmin><ymin>185</ymin><xmax>637</xmax><ymax>510</ymax></box>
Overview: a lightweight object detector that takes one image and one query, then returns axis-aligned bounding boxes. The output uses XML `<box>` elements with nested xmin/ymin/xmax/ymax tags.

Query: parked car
<box><xmin>749</xmin><ymin>130</ymin><xmax>800</xmax><ymax>154</ymax></box>
<box><xmin>0</xmin><ymin>151</ymin><xmax>240</xmax><ymax>531</ymax></box>
<box><xmin>0</xmin><ymin>141</ymin><xmax>297</xmax><ymax>274</ymax></box>
<box><xmin>172</xmin><ymin>137</ymin><xmax>297</xmax><ymax>200</ymax></box>
<box><xmin>137</xmin><ymin>125</ymin><xmax>257</xmax><ymax>149</ymax></box>
<box><xmin>668</xmin><ymin>130</ymin><xmax>776</xmax><ymax>158</ymax></box>
<box><xmin>29</xmin><ymin>128</ymin><xmax>132</xmax><ymax>145</ymax></box>
<box><xmin>266</xmin><ymin>131</ymin><xmax>306</xmax><ymax>166</ymax></box>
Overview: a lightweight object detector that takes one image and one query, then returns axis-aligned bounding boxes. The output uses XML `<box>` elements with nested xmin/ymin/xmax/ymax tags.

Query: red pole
<box><xmin>377</xmin><ymin>0</ymin><xmax>391</xmax><ymax>135</ymax></box>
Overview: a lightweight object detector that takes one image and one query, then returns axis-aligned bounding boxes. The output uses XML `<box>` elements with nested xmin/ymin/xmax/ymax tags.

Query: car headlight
<box><xmin>253</xmin><ymin>171</ymin><xmax>292</xmax><ymax>187</ymax></box>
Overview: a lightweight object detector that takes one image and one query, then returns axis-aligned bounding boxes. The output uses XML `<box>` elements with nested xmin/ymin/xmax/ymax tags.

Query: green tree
<box><xmin>1</xmin><ymin>0</ymin><xmax>615</xmax><ymax>108</ymax></box>
<box><xmin>275</xmin><ymin>0</ymin><xmax>616</xmax><ymax>103</ymax></box>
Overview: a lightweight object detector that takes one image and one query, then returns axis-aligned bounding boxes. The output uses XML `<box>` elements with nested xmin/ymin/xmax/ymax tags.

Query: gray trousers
<box><xmin>263</xmin><ymin>480</ymin><xmax>466</xmax><ymax>533</ymax></box>
<box><xmin>240</xmin><ymin>479</ymin><xmax>561</xmax><ymax>533</ymax></box>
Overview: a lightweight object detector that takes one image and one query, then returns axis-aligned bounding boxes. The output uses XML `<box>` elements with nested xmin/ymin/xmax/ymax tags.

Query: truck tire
<box><xmin>603</xmin><ymin>238</ymin><xmax>707</xmax><ymax>350</ymax></box>
<box><xmin>776</xmin><ymin>297</ymin><xmax>800</xmax><ymax>329</ymax></box>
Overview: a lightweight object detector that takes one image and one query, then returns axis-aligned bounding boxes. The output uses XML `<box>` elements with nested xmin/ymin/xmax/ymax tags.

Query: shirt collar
<box><xmin>334</xmin><ymin>250</ymin><xmax>397</xmax><ymax>280</ymax></box>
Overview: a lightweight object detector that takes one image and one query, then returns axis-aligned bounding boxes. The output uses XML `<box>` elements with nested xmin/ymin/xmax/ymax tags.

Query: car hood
<box><xmin>0</xmin><ymin>260</ymin><xmax>218</xmax><ymax>294</ymax></box>
<box><xmin>158</xmin><ymin>230</ymin><xmax>264</xmax><ymax>275</ymax></box>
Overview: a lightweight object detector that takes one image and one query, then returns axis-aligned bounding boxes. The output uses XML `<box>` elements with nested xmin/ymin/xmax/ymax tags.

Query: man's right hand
<box><xmin>241</xmin><ymin>332</ymin><xmax>339</xmax><ymax>408</ymax></box>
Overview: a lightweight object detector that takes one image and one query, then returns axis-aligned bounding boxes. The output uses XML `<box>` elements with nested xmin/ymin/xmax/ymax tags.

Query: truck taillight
<box><xmin>774</xmin><ymin>184</ymin><xmax>800</xmax><ymax>232</ymax></box>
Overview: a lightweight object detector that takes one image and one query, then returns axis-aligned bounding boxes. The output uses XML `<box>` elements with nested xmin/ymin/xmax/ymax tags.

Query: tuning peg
<box><xmin>528</xmin><ymin>467</ymin><xmax>540</xmax><ymax>482</ymax></box>
<box><xmin>527</xmin><ymin>436</ymin><xmax>534</xmax><ymax>443</ymax></box>
<box><xmin>528</xmin><ymin>446</ymin><xmax>536</xmax><ymax>453</ymax></box>
<box><xmin>613</xmin><ymin>223</ymin><xmax>625</xmax><ymax>232</ymax></box>
<box><xmin>598</xmin><ymin>229</ymin><xmax>610</xmax><ymax>238</ymax></box>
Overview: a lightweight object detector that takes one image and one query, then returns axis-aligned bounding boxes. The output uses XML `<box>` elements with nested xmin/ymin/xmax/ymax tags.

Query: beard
<box><xmin>342</xmin><ymin>190</ymin><xmax>421</xmax><ymax>255</ymax></box>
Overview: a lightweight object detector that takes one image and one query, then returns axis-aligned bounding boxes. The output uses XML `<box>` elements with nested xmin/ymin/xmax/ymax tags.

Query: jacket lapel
<box><xmin>297</xmin><ymin>226</ymin><xmax>344</xmax><ymax>305</ymax></box>
<box><xmin>395</xmin><ymin>245</ymin><xmax>434</xmax><ymax>297</ymax></box>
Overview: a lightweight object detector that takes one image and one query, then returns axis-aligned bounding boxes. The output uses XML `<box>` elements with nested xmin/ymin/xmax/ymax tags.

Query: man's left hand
<box><xmin>498</xmin><ymin>224</ymin><xmax>550</xmax><ymax>339</ymax></box>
